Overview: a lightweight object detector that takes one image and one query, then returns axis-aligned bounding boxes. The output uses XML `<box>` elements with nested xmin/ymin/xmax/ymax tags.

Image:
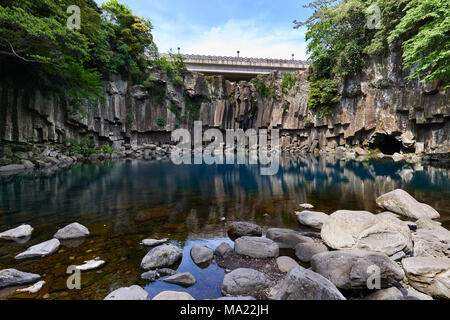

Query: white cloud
<box><xmin>154</xmin><ymin>18</ymin><xmax>308</xmax><ymax>60</ymax></box>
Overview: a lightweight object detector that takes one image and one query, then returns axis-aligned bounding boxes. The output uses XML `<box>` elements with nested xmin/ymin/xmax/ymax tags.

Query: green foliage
<box><xmin>251</xmin><ymin>74</ymin><xmax>277</xmax><ymax>99</ymax></box>
<box><xmin>150</xmin><ymin>53</ymin><xmax>186</xmax><ymax>86</ymax></box>
<box><xmin>157</xmin><ymin>115</ymin><xmax>165</xmax><ymax>127</ymax></box>
<box><xmin>183</xmin><ymin>95</ymin><xmax>205</xmax><ymax>125</ymax></box>
<box><xmin>302</xmin><ymin>117</ymin><xmax>313</xmax><ymax>127</ymax></box>
<box><xmin>297</xmin><ymin>0</ymin><xmax>449</xmax><ymax>91</ymax></box>
<box><xmin>61</xmin><ymin>137</ymin><xmax>111</xmax><ymax>155</ymax></box>
<box><xmin>388</xmin><ymin>0</ymin><xmax>450</xmax><ymax>86</ymax></box>
<box><xmin>308</xmin><ymin>78</ymin><xmax>340</xmax><ymax>118</ymax></box>
<box><xmin>251</xmin><ymin>75</ymin><xmax>270</xmax><ymax>97</ymax></box>
<box><xmin>295</xmin><ymin>0</ymin><xmax>374</xmax><ymax>80</ymax></box>
<box><xmin>143</xmin><ymin>76</ymin><xmax>166</xmax><ymax>104</ymax></box>
<box><xmin>281</xmin><ymin>73</ymin><xmax>297</xmax><ymax>94</ymax></box>
<box><xmin>101</xmin><ymin>144</ymin><xmax>114</xmax><ymax>155</ymax></box>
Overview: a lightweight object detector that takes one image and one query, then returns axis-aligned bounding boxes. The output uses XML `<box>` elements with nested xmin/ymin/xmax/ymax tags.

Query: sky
<box><xmin>95</xmin><ymin>0</ymin><xmax>313</xmax><ymax>60</ymax></box>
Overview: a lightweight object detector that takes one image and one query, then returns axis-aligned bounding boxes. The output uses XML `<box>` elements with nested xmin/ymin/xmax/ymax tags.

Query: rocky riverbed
<box><xmin>1</xmin><ymin>188</ymin><xmax>448</xmax><ymax>300</ymax></box>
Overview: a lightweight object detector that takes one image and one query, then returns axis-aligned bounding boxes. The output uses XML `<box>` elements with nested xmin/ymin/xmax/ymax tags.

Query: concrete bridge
<box><xmin>161</xmin><ymin>54</ymin><xmax>309</xmax><ymax>81</ymax></box>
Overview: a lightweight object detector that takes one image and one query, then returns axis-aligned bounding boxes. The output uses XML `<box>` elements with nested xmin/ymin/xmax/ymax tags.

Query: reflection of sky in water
<box><xmin>145</xmin><ymin>238</ymin><xmax>233</xmax><ymax>299</ymax></box>
<box><xmin>0</xmin><ymin>156</ymin><xmax>449</xmax><ymax>299</ymax></box>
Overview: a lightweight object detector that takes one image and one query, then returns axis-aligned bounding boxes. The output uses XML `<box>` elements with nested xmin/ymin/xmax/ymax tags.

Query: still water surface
<box><xmin>0</xmin><ymin>155</ymin><xmax>449</xmax><ymax>299</ymax></box>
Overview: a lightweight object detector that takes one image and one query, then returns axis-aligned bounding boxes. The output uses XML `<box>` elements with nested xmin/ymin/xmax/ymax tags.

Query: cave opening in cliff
<box><xmin>369</xmin><ymin>134</ymin><xmax>404</xmax><ymax>155</ymax></box>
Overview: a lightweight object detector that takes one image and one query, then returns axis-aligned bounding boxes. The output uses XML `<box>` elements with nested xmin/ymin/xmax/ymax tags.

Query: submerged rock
<box><xmin>376</xmin><ymin>189</ymin><xmax>440</xmax><ymax>220</ymax></box>
<box><xmin>140</xmin><ymin>245</ymin><xmax>182</xmax><ymax>270</ymax></box>
<box><xmin>296</xmin><ymin>211</ymin><xmax>329</xmax><ymax>229</ymax></box>
<box><xmin>190</xmin><ymin>245</ymin><xmax>214</xmax><ymax>264</ymax></box>
<box><xmin>75</xmin><ymin>257</ymin><xmax>105</xmax><ymax>271</ymax></box>
<box><xmin>402</xmin><ymin>257</ymin><xmax>450</xmax><ymax>299</ymax></box>
<box><xmin>273</xmin><ymin>266</ymin><xmax>345</xmax><ymax>300</ymax></box>
<box><xmin>162</xmin><ymin>272</ymin><xmax>196</xmax><ymax>287</ymax></box>
<box><xmin>0</xmin><ymin>224</ymin><xmax>33</xmax><ymax>240</ymax></box>
<box><xmin>311</xmin><ymin>249</ymin><xmax>405</xmax><ymax>290</ymax></box>
<box><xmin>104</xmin><ymin>285</ymin><xmax>149</xmax><ymax>300</ymax></box>
<box><xmin>53</xmin><ymin>223</ymin><xmax>90</xmax><ymax>240</ymax></box>
<box><xmin>222</xmin><ymin>268</ymin><xmax>268</xmax><ymax>296</ymax></box>
<box><xmin>16</xmin><ymin>280</ymin><xmax>46</xmax><ymax>294</ymax></box>
<box><xmin>234</xmin><ymin>236</ymin><xmax>279</xmax><ymax>259</ymax></box>
<box><xmin>0</xmin><ymin>269</ymin><xmax>41</xmax><ymax>289</ymax></box>
<box><xmin>227</xmin><ymin>222</ymin><xmax>263</xmax><ymax>237</ymax></box>
<box><xmin>15</xmin><ymin>239</ymin><xmax>60</xmax><ymax>260</ymax></box>
<box><xmin>320</xmin><ymin>210</ymin><xmax>412</xmax><ymax>256</ymax></box>
<box><xmin>266</xmin><ymin>228</ymin><xmax>313</xmax><ymax>249</ymax></box>
<box><xmin>152</xmin><ymin>291</ymin><xmax>195</xmax><ymax>300</ymax></box>
<box><xmin>299</xmin><ymin>203</ymin><xmax>314</xmax><ymax>209</ymax></box>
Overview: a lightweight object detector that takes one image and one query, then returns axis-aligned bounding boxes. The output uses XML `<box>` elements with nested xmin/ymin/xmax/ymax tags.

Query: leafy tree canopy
<box><xmin>296</xmin><ymin>0</ymin><xmax>449</xmax><ymax>116</ymax></box>
<box><xmin>0</xmin><ymin>0</ymin><xmax>158</xmax><ymax>111</ymax></box>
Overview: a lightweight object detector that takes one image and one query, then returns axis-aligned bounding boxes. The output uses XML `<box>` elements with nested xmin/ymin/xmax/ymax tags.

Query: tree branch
<box><xmin>0</xmin><ymin>38</ymin><xmax>50</xmax><ymax>63</ymax></box>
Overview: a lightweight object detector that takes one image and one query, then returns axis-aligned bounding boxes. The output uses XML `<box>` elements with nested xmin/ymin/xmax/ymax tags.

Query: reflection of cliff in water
<box><xmin>0</xmin><ymin>156</ymin><xmax>449</xmax><ymax>240</ymax></box>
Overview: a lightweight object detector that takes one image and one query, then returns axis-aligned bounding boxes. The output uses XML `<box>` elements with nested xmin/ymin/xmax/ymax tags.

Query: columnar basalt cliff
<box><xmin>0</xmin><ymin>50</ymin><xmax>448</xmax><ymax>162</ymax></box>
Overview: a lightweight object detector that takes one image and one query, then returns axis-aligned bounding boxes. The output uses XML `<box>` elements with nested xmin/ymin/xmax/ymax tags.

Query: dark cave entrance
<box><xmin>369</xmin><ymin>134</ymin><xmax>405</xmax><ymax>155</ymax></box>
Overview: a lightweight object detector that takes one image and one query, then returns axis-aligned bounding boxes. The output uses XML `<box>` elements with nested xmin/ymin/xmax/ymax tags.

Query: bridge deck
<box><xmin>160</xmin><ymin>54</ymin><xmax>309</xmax><ymax>81</ymax></box>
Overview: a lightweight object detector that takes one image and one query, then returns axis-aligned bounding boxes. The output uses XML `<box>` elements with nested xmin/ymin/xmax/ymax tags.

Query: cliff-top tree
<box><xmin>0</xmin><ymin>0</ymin><xmax>158</xmax><ymax>111</ymax></box>
<box><xmin>297</xmin><ymin>0</ymin><xmax>449</xmax><ymax>89</ymax></box>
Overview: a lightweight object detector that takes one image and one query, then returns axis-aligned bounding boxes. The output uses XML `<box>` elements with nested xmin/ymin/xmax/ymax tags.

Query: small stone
<box><xmin>153</xmin><ymin>291</ymin><xmax>195</xmax><ymax>300</ymax></box>
<box><xmin>390</xmin><ymin>251</ymin><xmax>406</xmax><ymax>262</ymax></box>
<box><xmin>214</xmin><ymin>242</ymin><xmax>233</xmax><ymax>258</ymax></box>
<box><xmin>141</xmin><ymin>238</ymin><xmax>168</xmax><ymax>247</ymax></box>
<box><xmin>299</xmin><ymin>203</ymin><xmax>314</xmax><ymax>209</ymax></box>
<box><xmin>234</xmin><ymin>236</ymin><xmax>279</xmax><ymax>259</ymax></box>
<box><xmin>162</xmin><ymin>272</ymin><xmax>196</xmax><ymax>287</ymax></box>
<box><xmin>365</xmin><ymin>286</ymin><xmax>433</xmax><ymax>300</ymax></box>
<box><xmin>156</xmin><ymin>268</ymin><xmax>177</xmax><ymax>276</ymax></box>
<box><xmin>276</xmin><ymin>256</ymin><xmax>299</xmax><ymax>273</ymax></box>
<box><xmin>141</xmin><ymin>270</ymin><xmax>159</xmax><ymax>281</ymax></box>
<box><xmin>227</xmin><ymin>222</ymin><xmax>263</xmax><ymax>237</ymax></box>
<box><xmin>54</xmin><ymin>223</ymin><xmax>90</xmax><ymax>240</ymax></box>
<box><xmin>104</xmin><ymin>285</ymin><xmax>149</xmax><ymax>300</ymax></box>
<box><xmin>295</xmin><ymin>242</ymin><xmax>329</xmax><ymax>263</ymax></box>
<box><xmin>141</xmin><ymin>245</ymin><xmax>182</xmax><ymax>270</ymax></box>
<box><xmin>376</xmin><ymin>189</ymin><xmax>440</xmax><ymax>220</ymax></box>
<box><xmin>266</xmin><ymin>228</ymin><xmax>313</xmax><ymax>249</ymax></box>
<box><xmin>190</xmin><ymin>245</ymin><xmax>214</xmax><ymax>264</ymax></box>
<box><xmin>16</xmin><ymin>280</ymin><xmax>46</xmax><ymax>294</ymax></box>
<box><xmin>0</xmin><ymin>225</ymin><xmax>33</xmax><ymax>240</ymax></box>
<box><xmin>296</xmin><ymin>210</ymin><xmax>329</xmax><ymax>229</ymax></box>
<box><xmin>75</xmin><ymin>257</ymin><xmax>105</xmax><ymax>271</ymax></box>
<box><xmin>311</xmin><ymin>249</ymin><xmax>405</xmax><ymax>290</ymax></box>
<box><xmin>15</xmin><ymin>239</ymin><xmax>60</xmax><ymax>260</ymax></box>
<box><xmin>273</xmin><ymin>266</ymin><xmax>345</xmax><ymax>300</ymax></box>
<box><xmin>222</xmin><ymin>268</ymin><xmax>269</xmax><ymax>296</ymax></box>
<box><xmin>0</xmin><ymin>269</ymin><xmax>41</xmax><ymax>289</ymax></box>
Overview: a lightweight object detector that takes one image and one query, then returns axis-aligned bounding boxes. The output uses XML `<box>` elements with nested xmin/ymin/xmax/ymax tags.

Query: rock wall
<box><xmin>0</xmin><ymin>50</ymin><xmax>448</xmax><ymax>156</ymax></box>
